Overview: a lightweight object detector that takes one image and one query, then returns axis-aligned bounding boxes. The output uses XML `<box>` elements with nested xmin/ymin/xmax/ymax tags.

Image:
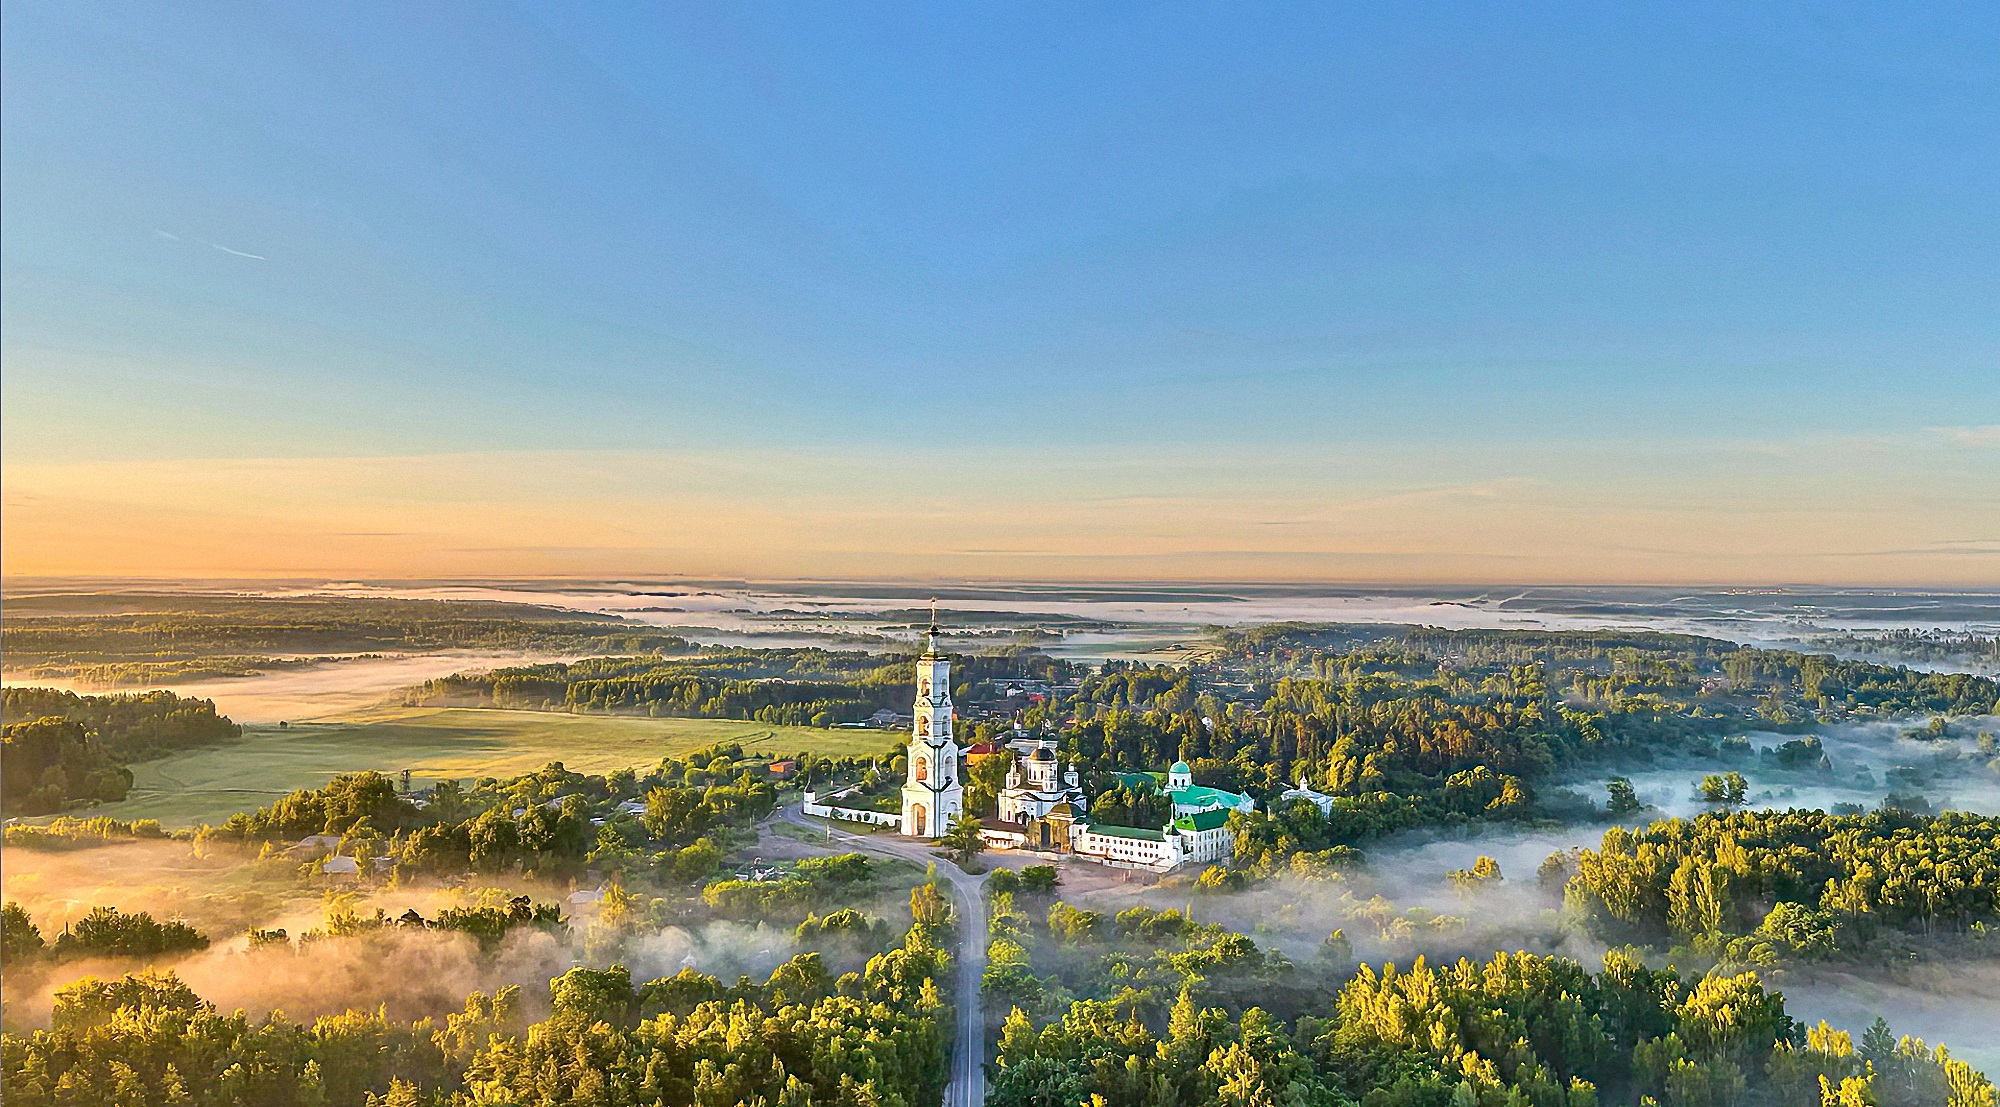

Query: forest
<box><xmin>3</xmin><ymin>688</ymin><xmax>241</xmax><ymax>761</ymax></box>
<box><xmin>983</xmin><ymin>865</ymin><xmax>1992</xmax><ymax>1107</ymax></box>
<box><xmin>992</xmin><ymin>947</ymin><xmax>1991</xmax><ymax>1107</ymax></box>
<box><xmin>1560</xmin><ymin>809</ymin><xmax>2000</xmax><ymax>963</ymax></box>
<box><xmin>406</xmin><ymin>645</ymin><xmax>1082</xmax><ymax>726</ymax></box>
<box><xmin>1</xmin><ymin>690</ymin><xmax>240</xmax><ymax>815</ymax></box>
<box><xmin>1</xmin><ymin>593</ymin><xmax>693</xmax><ymax>684</ymax></box>
<box><xmin>199</xmin><ymin>745</ymin><xmax>862</xmax><ymax>899</ymax></box>
<box><xmin>12</xmin><ymin>866</ymin><xmax>1991</xmax><ymax>1107</ymax></box>
<box><xmin>0</xmin><ymin>894</ymin><xmax>956</xmax><ymax>1107</ymax></box>
<box><xmin>1019</xmin><ymin>626</ymin><xmax>2000</xmax><ymax>865</ymax></box>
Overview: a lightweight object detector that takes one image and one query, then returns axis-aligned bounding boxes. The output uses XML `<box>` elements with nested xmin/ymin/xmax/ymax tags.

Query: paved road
<box><xmin>778</xmin><ymin>804</ymin><xmax>986</xmax><ymax>1107</ymax></box>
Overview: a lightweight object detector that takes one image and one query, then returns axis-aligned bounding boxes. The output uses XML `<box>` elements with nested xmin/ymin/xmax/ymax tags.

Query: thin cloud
<box><xmin>153</xmin><ymin>229</ymin><xmax>181</xmax><ymax>241</ymax></box>
<box><xmin>1927</xmin><ymin>425</ymin><xmax>2000</xmax><ymax>448</ymax></box>
<box><xmin>1827</xmin><ymin>540</ymin><xmax>2000</xmax><ymax>558</ymax></box>
<box><xmin>211</xmin><ymin>243</ymin><xmax>266</xmax><ymax>260</ymax></box>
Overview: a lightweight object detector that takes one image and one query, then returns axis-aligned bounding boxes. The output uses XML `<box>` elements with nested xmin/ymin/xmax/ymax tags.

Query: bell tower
<box><xmin>901</xmin><ymin>601</ymin><xmax>963</xmax><ymax>838</ymax></box>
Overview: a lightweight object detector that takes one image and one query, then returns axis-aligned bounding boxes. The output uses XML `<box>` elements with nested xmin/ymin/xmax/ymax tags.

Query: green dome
<box><xmin>1170</xmin><ymin>761</ymin><xmax>1191</xmax><ymax>774</ymax></box>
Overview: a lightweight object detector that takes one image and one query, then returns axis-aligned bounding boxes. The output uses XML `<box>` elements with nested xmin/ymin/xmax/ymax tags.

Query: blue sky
<box><xmin>3</xmin><ymin>3</ymin><xmax>1996</xmax><ymax>580</ymax></box>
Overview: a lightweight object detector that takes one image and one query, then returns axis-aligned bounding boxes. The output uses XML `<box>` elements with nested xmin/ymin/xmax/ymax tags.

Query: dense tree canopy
<box><xmin>0</xmin><ymin>717</ymin><xmax>131</xmax><ymax>815</ymax></box>
<box><xmin>1</xmin><ymin>688</ymin><xmax>242</xmax><ymax>814</ymax></box>
<box><xmin>1565</xmin><ymin>810</ymin><xmax>2000</xmax><ymax>960</ymax></box>
<box><xmin>1</xmin><ymin>902</ymin><xmax>955</xmax><ymax>1107</ymax></box>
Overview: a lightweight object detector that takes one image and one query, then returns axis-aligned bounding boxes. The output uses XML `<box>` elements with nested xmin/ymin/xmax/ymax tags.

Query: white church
<box><xmin>899</xmin><ymin>609</ymin><xmax>963</xmax><ymax>838</ymax></box>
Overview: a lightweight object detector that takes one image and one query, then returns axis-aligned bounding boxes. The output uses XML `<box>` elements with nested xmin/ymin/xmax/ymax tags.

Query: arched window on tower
<box><xmin>919</xmin><ymin>679</ymin><xmax>931</xmax><ymax>699</ymax></box>
<box><xmin>914</xmin><ymin>756</ymin><xmax>929</xmax><ymax>782</ymax></box>
<box><xmin>917</xmin><ymin>716</ymin><xmax>930</xmax><ymax>737</ymax></box>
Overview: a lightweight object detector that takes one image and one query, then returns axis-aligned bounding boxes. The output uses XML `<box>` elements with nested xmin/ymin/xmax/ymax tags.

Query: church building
<box><xmin>997</xmin><ymin>738</ymin><xmax>1088</xmax><ymax>825</ymax></box>
<box><xmin>900</xmin><ymin>607</ymin><xmax>963</xmax><ymax>839</ymax></box>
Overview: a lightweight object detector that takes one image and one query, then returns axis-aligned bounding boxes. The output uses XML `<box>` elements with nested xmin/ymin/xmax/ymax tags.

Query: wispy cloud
<box><xmin>1928</xmin><ymin>425</ymin><xmax>2000</xmax><ymax>448</ymax></box>
<box><xmin>153</xmin><ymin>229</ymin><xmax>181</xmax><ymax>241</ymax></box>
<box><xmin>211</xmin><ymin>243</ymin><xmax>266</xmax><ymax>261</ymax></box>
<box><xmin>1828</xmin><ymin>539</ymin><xmax>2000</xmax><ymax>558</ymax></box>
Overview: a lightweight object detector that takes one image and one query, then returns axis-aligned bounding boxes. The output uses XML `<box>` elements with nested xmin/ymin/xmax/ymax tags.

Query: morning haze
<box><xmin>3</xmin><ymin>5</ymin><xmax>1998</xmax><ymax>1107</ymax></box>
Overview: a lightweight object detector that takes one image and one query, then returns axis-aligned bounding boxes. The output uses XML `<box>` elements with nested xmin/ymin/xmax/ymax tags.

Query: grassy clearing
<box><xmin>69</xmin><ymin>707</ymin><xmax>900</xmax><ymax>828</ymax></box>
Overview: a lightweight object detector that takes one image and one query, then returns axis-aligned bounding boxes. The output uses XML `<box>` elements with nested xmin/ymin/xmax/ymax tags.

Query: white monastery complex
<box><xmin>870</xmin><ymin>608</ymin><xmax>1255</xmax><ymax>871</ymax></box>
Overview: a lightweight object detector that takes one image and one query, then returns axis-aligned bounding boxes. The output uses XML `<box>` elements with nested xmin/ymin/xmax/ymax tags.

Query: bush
<box><xmin>52</xmin><ymin>907</ymin><xmax>208</xmax><ymax>959</ymax></box>
<box><xmin>1018</xmin><ymin>865</ymin><xmax>1059</xmax><ymax>896</ymax></box>
<box><xmin>4</xmin><ymin>816</ymin><xmax>167</xmax><ymax>850</ymax></box>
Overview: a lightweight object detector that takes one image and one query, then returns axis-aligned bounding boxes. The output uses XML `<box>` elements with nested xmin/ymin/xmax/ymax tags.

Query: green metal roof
<box><xmin>1167</xmin><ymin>784</ymin><xmax>1250</xmax><ymax>809</ymax></box>
<box><xmin>1081</xmin><ymin>823</ymin><xmax>1166</xmax><ymax>842</ymax></box>
<box><xmin>1173</xmin><ymin>808</ymin><xmax>1231</xmax><ymax>832</ymax></box>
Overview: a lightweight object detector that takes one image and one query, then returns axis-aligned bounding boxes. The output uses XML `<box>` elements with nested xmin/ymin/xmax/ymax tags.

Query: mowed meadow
<box><xmin>83</xmin><ymin>707</ymin><xmax>891</xmax><ymax>828</ymax></box>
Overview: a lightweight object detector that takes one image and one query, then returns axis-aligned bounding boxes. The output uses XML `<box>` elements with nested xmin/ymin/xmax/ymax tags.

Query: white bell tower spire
<box><xmin>900</xmin><ymin>599</ymin><xmax>963</xmax><ymax>839</ymax></box>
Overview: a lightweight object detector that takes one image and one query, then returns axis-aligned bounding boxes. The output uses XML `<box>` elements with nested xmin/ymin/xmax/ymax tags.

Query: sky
<box><xmin>3</xmin><ymin>2</ymin><xmax>1997</xmax><ymax>584</ymax></box>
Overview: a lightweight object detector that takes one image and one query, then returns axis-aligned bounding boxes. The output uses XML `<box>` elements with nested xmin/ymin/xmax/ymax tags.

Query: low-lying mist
<box><xmin>2</xmin><ymin>650</ymin><xmax>581</xmax><ymax>724</ymax></box>
<box><xmin>2</xmin><ymin>916</ymin><xmax>809</xmax><ymax>1032</ymax></box>
<box><xmin>2</xmin><ymin>837</ymin><xmax>824</xmax><ymax>1032</ymax></box>
<box><xmin>1594</xmin><ymin>716</ymin><xmax>2000</xmax><ymax>821</ymax></box>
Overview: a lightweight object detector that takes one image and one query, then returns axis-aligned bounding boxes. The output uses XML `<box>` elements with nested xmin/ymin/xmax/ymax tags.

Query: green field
<box><xmin>77</xmin><ymin>707</ymin><xmax>900</xmax><ymax>828</ymax></box>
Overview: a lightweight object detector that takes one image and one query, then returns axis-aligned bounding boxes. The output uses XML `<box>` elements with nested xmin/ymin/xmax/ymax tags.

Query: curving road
<box><xmin>779</xmin><ymin>804</ymin><xmax>987</xmax><ymax>1107</ymax></box>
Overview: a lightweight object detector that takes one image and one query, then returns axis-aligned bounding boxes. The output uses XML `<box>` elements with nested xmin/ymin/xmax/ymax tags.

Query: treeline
<box><xmin>1719</xmin><ymin>650</ymin><xmax>2000</xmax><ymax>719</ymax></box>
<box><xmin>1216</xmin><ymin>623</ymin><xmax>2000</xmax><ymax>719</ymax></box>
<box><xmin>1231</xmin><ymin>764</ymin><xmax>1531</xmax><ymax>873</ymax></box>
<box><xmin>1811</xmin><ymin>630</ymin><xmax>2000</xmax><ymax>667</ymax></box>
<box><xmin>216</xmin><ymin>754</ymin><xmax>777</xmax><ymax>888</ymax></box>
<box><xmin>1</xmin><ymin>688</ymin><xmax>243</xmax><ymax>815</ymax></box>
<box><xmin>2</xmin><ymin>904</ymin><xmax>208</xmax><ymax>961</ymax></box>
<box><xmin>4</xmin><ymin>815</ymin><xmax>170</xmax><ymax>850</ymax></box>
<box><xmin>406</xmin><ymin>645</ymin><xmax>1082</xmax><ymax>726</ymax></box>
<box><xmin>1219</xmin><ymin>622</ymin><xmax>1743</xmax><ymax>670</ymax></box>
<box><xmin>1061</xmin><ymin>651</ymin><xmax>1721</xmax><ymax>794</ymax></box>
<box><xmin>210</xmin><ymin>747</ymin><xmax>905</xmax><ymax>928</ymax></box>
<box><xmin>2</xmin><ymin>593</ymin><xmax>692</xmax><ymax>671</ymax></box>
<box><xmin>0</xmin><ymin>899</ymin><xmax>954</xmax><ymax>1107</ymax></box>
<box><xmin>1563</xmin><ymin>809</ymin><xmax>2000</xmax><ymax>962</ymax></box>
<box><xmin>3</xmin><ymin>687</ymin><xmax>241</xmax><ymax>760</ymax></box>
